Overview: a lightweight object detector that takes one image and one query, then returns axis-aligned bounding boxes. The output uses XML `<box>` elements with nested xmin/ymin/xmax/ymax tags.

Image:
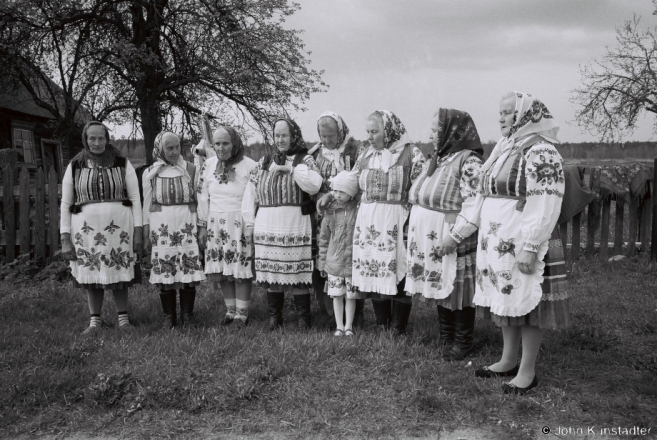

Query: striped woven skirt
<box><xmin>473</xmin><ymin>198</ymin><xmax>570</xmax><ymax>330</ymax></box>
<box><xmin>405</xmin><ymin>205</ymin><xmax>477</xmax><ymax>310</ymax></box>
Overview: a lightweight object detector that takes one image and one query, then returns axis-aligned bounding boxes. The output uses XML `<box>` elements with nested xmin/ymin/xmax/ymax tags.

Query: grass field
<box><xmin>1</xmin><ymin>256</ymin><xmax>656</xmax><ymax>439</ymax></box>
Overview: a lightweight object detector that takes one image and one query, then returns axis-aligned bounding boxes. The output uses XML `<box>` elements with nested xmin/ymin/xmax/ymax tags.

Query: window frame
<box><xmin>10</xmin><ymin>121</ymin><xmax>37</xmax><ymax>168</ymax></box>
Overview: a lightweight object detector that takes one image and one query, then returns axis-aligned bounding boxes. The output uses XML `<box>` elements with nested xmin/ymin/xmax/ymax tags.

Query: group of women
<box><xmin>60</xmin><ymin>90</ymin><xmax>570</xmax><ymax>395</ymax></box>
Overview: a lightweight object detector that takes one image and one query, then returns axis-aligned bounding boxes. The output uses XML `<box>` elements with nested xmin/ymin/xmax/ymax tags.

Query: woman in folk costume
<box><xmin>197</xmin><ymin>127</ymin><xmax>257</xmax><ymax>326</ymax></box>
<box><xmin>321</xmin><ymin>110</ymin><xmax>426</xmax><ymax>335</ymax></box>
<box><xmin>453</xmin><ymin>92</ymin><xmax>569</xmax><ymax>394</ymax></box>
<box><xmin>246</xmin><ymin>118</ymin><xmax>323</xmax><ymax>330</ymax></box>
<box><xmin>308</xmin><ymin>111</ymin><xmax>366</xmax><ymax>330</ymax></box>
<box><xmin>142</xmin><ymin>132</ymin><xmax>205</xmax><ymax>328</ymax></box>
<box><xmin>60</xmin><ymin>121</ymin><xmax>142</xmax><ymax>334</ymax></box>
<box><xmin>406</xmin><ymin>109</ymin><xmax>483</xmax><ymax>360</ymax></box>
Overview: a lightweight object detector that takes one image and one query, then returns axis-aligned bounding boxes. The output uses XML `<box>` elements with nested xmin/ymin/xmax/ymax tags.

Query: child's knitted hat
<box><xmin>330</xmin><ymin>170</ymin><xmax>359</xmax><ymax>198</ymax></box>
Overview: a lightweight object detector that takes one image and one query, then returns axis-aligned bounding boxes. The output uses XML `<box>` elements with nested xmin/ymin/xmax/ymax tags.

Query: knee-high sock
<box><xmin>235</xmin><ymin>299</ymin><xmax>250</xmax><ymax>322</ymax></box>
<box><xmin>344</xmin><ymin>298</ymin><xmax>356</xmax><ymax>330</ymax></box>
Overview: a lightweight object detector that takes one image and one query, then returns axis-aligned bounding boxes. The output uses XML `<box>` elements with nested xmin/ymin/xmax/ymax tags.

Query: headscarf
<box><xmin>142</xmin><ymin>131</ymin><xmax>191</xmax><ymax>183</ymax></box>
<box><xmin>262</xmin><ymin>118</ymin><xmax>307</xmax><ymax>169</ymax></box>
<box><xmin>481</xmin><ymin>92</ymin><xmax>560</xmax><ymax>179</ymax></box>
<box><xmin>70</xmin><ymin>121</ymin><xmax>122</xmax><ymax>168</ymax></box>
<box><xmin>426</xmin><ymin>109</ymin><xmax>482</xmax><ymax>177</ymax></box>
<box><xmin>213</xmin><ymin>126</ymin><xmax>245</xmax><ymax>182</ymax></box>
<box><xmin>364</xmin><ymin>110</ymin><xmax>412</xmax><ymax>173</ymax></box>
<box><xmin>316</xmin><ymin>111</ymin><xmax>353</xmax><ymax>172</ymax></box>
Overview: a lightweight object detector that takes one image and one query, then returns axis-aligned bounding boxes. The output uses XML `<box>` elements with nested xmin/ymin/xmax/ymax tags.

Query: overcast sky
<box><xmin>277</xmin><ymin>0</ymin><xmax>655</xmax><ymax>144</ymax></box>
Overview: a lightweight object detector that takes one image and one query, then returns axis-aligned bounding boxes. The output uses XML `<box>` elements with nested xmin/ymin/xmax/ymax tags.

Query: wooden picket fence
<box><xmin>0</xmin><ymin>159</ymin><xmax>655</xmax><ymax>264</ymax></box>
<box><xmin>0</xmin><ymin>166</ymin><xmax>61</xmax><ymax>263</ymax></box>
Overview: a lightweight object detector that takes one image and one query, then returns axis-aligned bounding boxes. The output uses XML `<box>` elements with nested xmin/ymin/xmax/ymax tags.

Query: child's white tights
<box><xmin>333</xmin><ymin>297</ymin><xmax>356</xmax><ymax>330</ymax></box>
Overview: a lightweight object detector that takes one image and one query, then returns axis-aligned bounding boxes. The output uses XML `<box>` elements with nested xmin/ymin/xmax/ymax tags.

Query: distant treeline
<box><xmin>113</xmin><ymin>138</ymin><xmax>657</xmax><ymax>168</ymax></box>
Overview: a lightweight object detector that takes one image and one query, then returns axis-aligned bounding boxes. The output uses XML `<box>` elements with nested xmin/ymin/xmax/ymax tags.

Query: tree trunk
<box><xmin>139</xmin><ymin>97</ymin><xmax>161</xmax><ymax>166</ymax></box>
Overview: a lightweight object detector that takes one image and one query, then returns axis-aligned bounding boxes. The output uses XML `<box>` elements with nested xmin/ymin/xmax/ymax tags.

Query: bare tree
<box><xmin>572</xmin><ymin>16</ymin><xmax>657</xmax><ymax>141</ymax></box>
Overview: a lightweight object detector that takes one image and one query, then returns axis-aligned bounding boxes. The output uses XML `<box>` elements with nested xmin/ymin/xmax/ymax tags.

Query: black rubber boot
<box><xmin>352</xmin><ymin>299</ymin><xmax>365</xmax><ymax>330</ymax></box>
<box><xmin>179</xmin><ymin>288</ymin><xmax>197</xmax><ymax>327</ymax></box>
<box><xmin>159</xmin><ymin>291</ymin><xmax>177</xmax><ymax>329</ymax></box>
<box><xmin>391</xmin><ymin>300</ymin><xmax>412</xmax><ymax>336</ymax></box>
<box><xmin>445</xmin><ymin>307</ymin><xmax>476</xmax><ymax>361</ymax></box>
<box><xmin>267</xmin><ymin>291</ymin><xmax>285</xmax><ymax>331</ymax></box>
<box><xmin>294</xmin><ymin>293</ymin><xmax>312</xmax><ymax>330</ymax></box>
<box><xmin>437</xmin><ymin>305</ymin><xmax>456</xmax><ymax>349</ymax></box>
<box><xmin>371</xmin><ymin>299</ymin><xmax>392</xmax><ymax>330</ymax></box>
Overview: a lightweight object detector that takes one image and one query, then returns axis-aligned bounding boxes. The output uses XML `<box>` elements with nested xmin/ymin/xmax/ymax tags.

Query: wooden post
<box><xmin>652</xmin><ymin>158</ymin><xmax>657</xmax><ymax>261</ymax></box>
<box><xmin>640</xmin><ymin>195</ymin><xmax>652</xmax><ymax>254</ymax></box>
<box><xmin>586</xmin><ymin>170</ymin><xmax>597</xmax><ymax>258</ymax></box>
<box><xmin>560</xmin><ymin>221</ymin><xmax>568</xmax><ymax>259</ymax></box>
<box><xmin>35</xmin><ymin>168</ymin><xmax>46</xmax><ymax>260</ymax></box>
<box><xmin>613</xmin><ymin>199</ymin><xmax>624</xmax><ymax>255</ymax></box>
<box><xmin>48</xmin><ymin>168</ymin><xmax>59</xmax><ymax>259</ymax></box>
<box><xmin>599</xmin><ymin>197</ymin><xmax>611</xmax><ymax>260</ymax></box>
<box><xmin>19</xmin><ymin>167</ymin><xmax>30</xmax><ymax>257</ymax></box>
<box><xmin>572</xmin><ymin>213</ymin><xmax>581</xmax><ymax>260</ymax></box>
<box><xmin>2</xmin><ymin>163</ymin><xmax>15</xmax><ymax>263</ymax></box>
<box><xmin>628</xmin><ymin>198</ymin><xmax>639</xmax><ymax>256</ymax></box>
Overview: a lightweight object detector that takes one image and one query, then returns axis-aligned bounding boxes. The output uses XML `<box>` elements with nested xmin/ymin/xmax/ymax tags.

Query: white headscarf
<box><xmin>482</xmin><ymin>92</ymin><xmax>560</xmax><ymax>179</ymax></box>
<box><xmin>142</xmin><ymin>131</ymin><xmax>191</xmax><ymax>183</ymax></box>
<box><xmin>364</xmin><ymin>110</ymin><xmax>413</xmax><ymax>173</ymax></box>
<box><xmin>315</xmin><ymin>111</ymin><xmax>353</xmax><ymax>173</ymax></box>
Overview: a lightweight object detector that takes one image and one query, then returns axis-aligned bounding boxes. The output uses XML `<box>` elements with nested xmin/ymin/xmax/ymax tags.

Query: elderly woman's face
<box><xmin>366</xmin><ymin>118</ymin><xmax>384</xmax><ymax>150</ymax></box>
<box><xmin>429</xmin><ymin>117</ymin><xmax>440</xmax><ymax>149</ymax></box>
<box><xmin>274</xmin><ymin>121</ymin><xmax>291</xmax><ymax>153</ymax></box>
<box><xmin>499</xmin><ymin>97</ymin><xmax>516</xmax><ymax>137</ymax></box>
<box><xmin>213</xmin><ymin>129</ymin><xmax>233</xmax><ymax>161</ymax></box>
<box><xmin>318</xmin><ymin>119</ymin><xmax>339</xmax><ymax>150</ymax></box>
<box><xmin>86</xmin><ymin>125</ymin><xmax>107</xmax><ymax>155</ymax></box>
<box><xmin>162</xmin><ymin>135</ymin><xmax>181</xmax><ymax>164</ymax></box>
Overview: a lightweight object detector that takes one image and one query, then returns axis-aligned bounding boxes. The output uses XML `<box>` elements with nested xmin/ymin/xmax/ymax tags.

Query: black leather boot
<box><xmin>267</xmin><ymin>291</ymin><xmax>285</xmax><ymax>331</ymax></box>
<box><xmin>352</xmin><ymin>299</ymin><xmax>365</xmax><ymax>330</ymax></box>
<box><xmin>371</xmin><ymin>299</ymin><xmax>392</xmax><ymax>330</ymax></box>
<box><xmin>391</xmin><ymin>300</ymin><xmax>412</xmax><ymax>336</ymax></box>
<box><xmin>159</xmin><ymin>291</ymin><xmax>177</xmax><ymax>329</ymax></box>
<box><xmin>179</xmin><ymin>288</ymin><xmax>197</xmax><ymax>327</ymax></box>
<box><xmin>445</xmin><ymin>307</ymin><xmax>476</xmax><ymax>361</ymax></box>
<box><xmin>294</xmin><ymin>293</ymin><xmax>312</xmax><ymax>330</ymax></box>
<box><xmin>437</xmin><ymin>305</ymin><xmax>455</xmax><ymax>349</ymax></box>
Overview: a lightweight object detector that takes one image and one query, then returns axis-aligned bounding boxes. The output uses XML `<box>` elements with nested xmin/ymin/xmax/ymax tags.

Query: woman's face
<box><xmin>499</xmin><ymin>97</ymin><xmax>516</xmax><ymax>137</ymax></box>
<box><xmin>366</xmin><ymin>118</ymin><xmax>384</xmax><ymax>150</ymax></box>
<box><xmin>318</xmin><ymin>119</ymin><xmax>339</xmax><ymax>150</ymax></box>
<box><xmin>429</xmin><ymin>116</ymin><xmax>440</xmax><ymax>149</ymax></box>
<box><xmin>274</xmin><ymin>121</ymin><xmax>291</xmax><ymax>153</ymax></box>
<box><xmin>86</xmin><ymin>125</ymin><xmax>107</xmax><ymax>155</ymax></box>
<box><xmin>162</xmin><ymin>135</ymin><xmax>181</xmax><ymax>163</ymax></box>
<box><xmin>213</xmin><ymin>129</ymin><xmax>233</xmax><ymax>161</ymax></box>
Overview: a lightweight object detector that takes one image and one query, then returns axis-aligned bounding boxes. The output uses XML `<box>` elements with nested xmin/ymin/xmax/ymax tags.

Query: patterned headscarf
<box><xmin>142</xmin><ymin>131</ymin><xmax>190</xmax><ymax>183</ymax></box>
<box><xmin>213</xmin><ymin>126</ymin><xmax>245</xmax><ymax>183</ymax></box>
<box><xmin>317</xmin><ymin>111</ymin><xmax>350</xmax><ymax>148</ymax></box>
<box><xmin>71</xmin><ymin>121</ymin><xmax>122</xmax><ymax>168</ymax></box>
<box><xmin>365</xmin><ymin>110</ymin><xmax>413</xmax><ymax>172</ymax></box>
<box><xmin>482</xmin><ymin>92</ymin><xmax>560</xmax><ymax>177</ymax></box>
<box><xmin>426</xmin><ymin>108</ymin><xmax>482</xmax><ymax>177</ymax></box>
<box><xmin>316</xmin><ymin>111</ymin><xmax>355</xmax><ymax>173</ymax></box>
<box><xmin>262</xmin><ymin>118</ymin><xmax>307</xmax><ymax>169</ymax></box>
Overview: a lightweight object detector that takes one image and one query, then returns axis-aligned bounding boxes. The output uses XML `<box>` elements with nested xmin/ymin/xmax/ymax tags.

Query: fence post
<box><xmin>613</xmin><ymin>199</ymin><xmax>624</xmax><ymax>255</ymax></box>
<box><xmin>652</xmin><ymin>158</ymin><xmax>657</xmax><ymax>261</ymax></box>
<box><xmin>2</xmin><ymin>162</ymin><xmax>15</xmax><ymax>263</ymax></box>
<box><xmin>48</xmin><ymin>168</ymin><xmax>59</xmax><ymax>260</ymax></box>
<box><xmin>19</xmin><ymin>167</ymin><xmax>30</xmax><ymax>257</ymax></box>
<box><xmin>572</xmin><ymin>212</ymin><xmax>581</xmax><ymax>260</ymax></box>
<box><xmin>628</xmin><ymin>198</ymin><xmax>639</xmax><ymax>256</ymax></box>
<box><xmin>35</xmin><ymin>168</ymin><xmax>46</xmax><ymax>260</ymax></box>
<box><xmin>586</xmin><ymin>169</ymin><xmax>597</xmax><ymax>258</ymax></box>
<box><xmin>640</xmin><ymin>192</ymin><xmax>652</xmax><ymax>254</ymax></box>
<box><xmin>599</xmin><ymin>198</ymin><xmax>611</xmax><ymax>260</ymax></box>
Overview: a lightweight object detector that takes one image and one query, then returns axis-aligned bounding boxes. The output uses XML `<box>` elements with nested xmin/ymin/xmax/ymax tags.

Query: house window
<box><xmin>12</xmin><ymin>127</ymin><xmax>37</xmax><ymax>165</ymax></box>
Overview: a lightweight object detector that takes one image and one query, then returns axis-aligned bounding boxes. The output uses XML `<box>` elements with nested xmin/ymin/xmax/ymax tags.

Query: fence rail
<box><xmin>1</xmin><ymin>160</ymin><xmax>656</xmax><ymax>264</ymax></box>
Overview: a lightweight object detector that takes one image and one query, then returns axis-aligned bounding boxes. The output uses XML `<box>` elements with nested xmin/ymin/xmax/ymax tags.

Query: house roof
<box><xmin>0</xmin><ymin>81</ymin><xmax>55</xmax><ymax>119</ymax></box>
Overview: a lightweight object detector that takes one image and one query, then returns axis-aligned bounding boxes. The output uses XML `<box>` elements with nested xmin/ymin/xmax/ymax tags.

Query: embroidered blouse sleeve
<box><xmin>125</xmin><ymin>161</ymin><xmax>143</xmax><ymax>228</ymax></box>
<box><xmin>241</xmin><ymin>160</ymin><xmax>258</xmax><ymax>235</ymax></box>
<box><xmin>292</xmin><ymin>155</ymin><xmax>323</xmax><ymax>195</ymax></box>
<box><xmin>449</xmin><ymin>154</ymin><xmax>484</xmax><ymax>242</ymax></box>
<box><xmin>59</xmin><ymin>164</ymin><xmax>75</xmax><ymax>234</ymax></box>
<box><xmin>196</xmin><ymin>159</ymin><xmax>212</xmax><ymax>228</ymax></box>
<box><xmin>142</xmin><ymin>167</ymin><xmax>153</xmax><ymax>226</ymax></box>
<box><xmin>410</xmin><ymin>146</ymin><xmax>427</xmax><ymax>182</ymax></box>
<box><xmin>521</xmin><ymin>142</ymin><xmax>565</xmax><ymax>252</ymax></box>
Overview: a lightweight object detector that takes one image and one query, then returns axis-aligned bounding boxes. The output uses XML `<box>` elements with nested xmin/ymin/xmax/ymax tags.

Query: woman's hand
<box><xmin>516</xmin><ymin>250</ymin><xmax>538</xmax><ymax>275</ymax></box>
<box><xmin>61</xmin><ymin>233</ymin><xmax>75</xmax><ymax>257</ymax></box>
<box><xmin>437</xmin><ymin>235</ymin><xmax>458</xmax><ymax>257</ymax></box>
<box><xmin>142</xmin><ymin>225</ymin><xmax>152</xmax><ymax>255</ymax></box>
<box><xmin>197</xmin><ymin>227</ymin><xmax>207</xmax><ymax>251</ymax></box>
<box><xmin>320</xmin><ymin>270</ymin><xmax>327</xmax><ymax>278</ymax></box>
<box><xmin>133</xmin><ymin>226</ymin><xmax>143</xmax><ymax>258</ymax></box>
<box><xmin>270</xmin><ymin>163</ymin><xmax>292</xmax><ymax>174</ymax></box>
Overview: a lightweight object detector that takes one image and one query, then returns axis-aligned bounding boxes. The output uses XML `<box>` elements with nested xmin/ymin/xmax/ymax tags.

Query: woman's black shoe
<box><xmin>474</xmin><ymin>364</ymin><xmax>519</xmax><ymax>378</ymax></box>
<box><xmin>502</xmin><ymin>376</ymin><xmax>538</xmax><ymax>395</ymax></box>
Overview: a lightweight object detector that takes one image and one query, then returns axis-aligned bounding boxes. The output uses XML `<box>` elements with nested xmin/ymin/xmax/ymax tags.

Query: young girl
<box><xmin>317</xmin><ymin>171</ymin><xmax>365</xmax><ymax>335</ymax></box>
